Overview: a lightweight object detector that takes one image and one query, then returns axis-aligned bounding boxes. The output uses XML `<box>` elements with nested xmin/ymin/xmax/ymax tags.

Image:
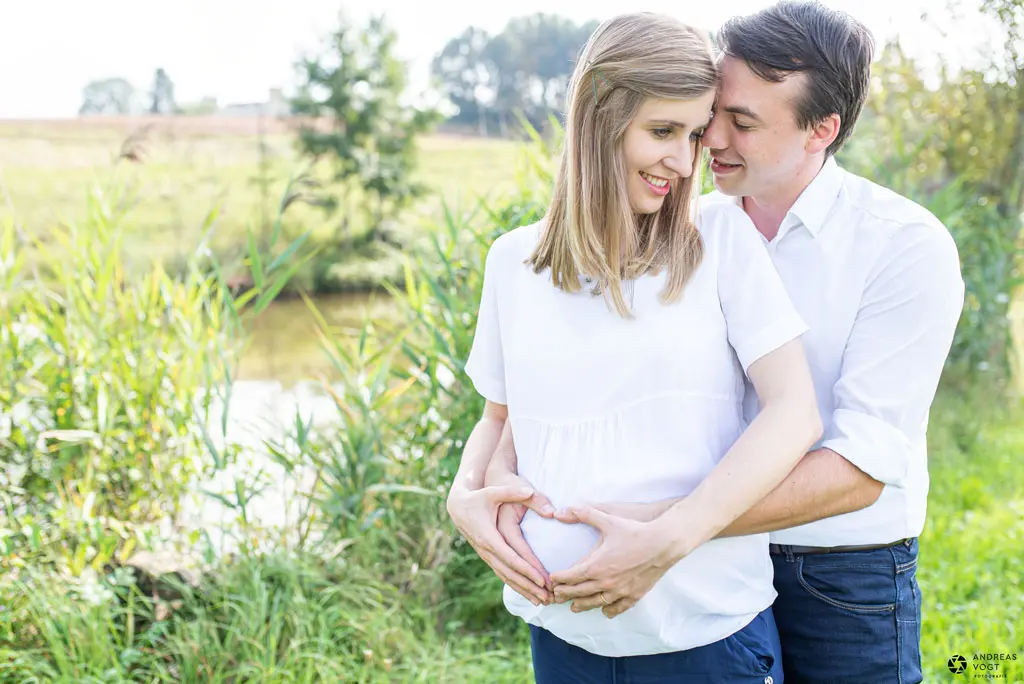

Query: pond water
<box><xmin>180</xmin><ymin>291</ymin><xmax>401</xmax><ymax>555</ymax></box>
<box><xmin>236</xmin><ymin>291</ymin><xmax>395</xmax><ymax>385</ymax></box>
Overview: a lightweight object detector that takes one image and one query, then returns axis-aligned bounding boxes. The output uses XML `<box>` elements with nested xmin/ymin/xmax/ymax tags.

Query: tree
<box><xmin>980</xmin><ymin>0</ymin><xmax>1023</xmax><ymax>220</ymax></box>
<box><xmin>150</xmin><ymin>68</ymin><xmax>177</xmax><ymax>115</ymax></box>
<box><xmin>431</xmin><ymin>27</ymin><xmax>494</xmax><ymax>135</ymax></box>
<box><xmin>79</xmin><ymin>78</ymin><xmax>136</xmax><ymax>116</ymax></box>
<box><xmin>432</xmin><ymin>14</ymin><xmax>598</xmax><ymax>136</ymax></box>
<box><xmin>292</xmin><ymin>12</ymin><xmax>440</xmax><ymax>236</ymax></box>
<box><xmin>839</xmin><ymin>2</ymin><xmax>1024</xmax><ymax>384</ymax></box>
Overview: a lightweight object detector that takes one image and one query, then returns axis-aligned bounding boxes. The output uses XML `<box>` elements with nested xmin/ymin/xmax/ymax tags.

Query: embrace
<box><xmin>447</xmin><ymin>2</ymin><xmax>965</xmax><ymax>683</ymax></box>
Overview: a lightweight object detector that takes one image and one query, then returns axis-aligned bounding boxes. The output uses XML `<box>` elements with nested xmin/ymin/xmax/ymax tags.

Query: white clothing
<box><xmin>706</xmin><ymin>157</ymin><xmax>965</xmax><ymax>546</ymax></box>
<box><xmin>465</xmin><ymin>203</ymin><xmax>807</xmax><ymax>656</ymax></box>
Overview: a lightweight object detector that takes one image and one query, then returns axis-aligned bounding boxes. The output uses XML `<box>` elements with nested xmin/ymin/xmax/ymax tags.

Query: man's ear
<box><xmin>806</xmin><ymin>114</ymin><xmax>841</xmax><ymax>154</ymax></box>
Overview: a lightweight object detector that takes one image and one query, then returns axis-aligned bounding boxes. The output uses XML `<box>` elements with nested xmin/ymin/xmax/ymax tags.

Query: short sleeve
<box><xmin>712</xmin><ymin>207</ymin><xmax>808</xmax><ymax>372</ymax></box>
<box><xmin>464</xmin><ymin>240</ymin><xmax>507</xmax><ymax>404</ymax></box>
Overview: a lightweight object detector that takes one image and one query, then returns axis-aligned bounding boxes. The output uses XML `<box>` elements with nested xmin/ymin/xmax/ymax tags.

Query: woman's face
<box><xmin>621</xmin><ymin>92</ymin><xmax>716</xmax><ymax>215</ymax></box>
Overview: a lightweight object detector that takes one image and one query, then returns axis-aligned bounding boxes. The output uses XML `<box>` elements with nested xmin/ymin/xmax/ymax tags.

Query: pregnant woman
<box><xmin>448</xmin><ymin>12</ymin><xmax>821</xmax><ymax>683</ymax></box>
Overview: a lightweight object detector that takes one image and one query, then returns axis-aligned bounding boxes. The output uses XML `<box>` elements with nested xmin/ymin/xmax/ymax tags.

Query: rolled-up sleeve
<box><xmin>822</xmin><ymin>222</ymin><xmax>964</xmax><ymax>487</ymax></box>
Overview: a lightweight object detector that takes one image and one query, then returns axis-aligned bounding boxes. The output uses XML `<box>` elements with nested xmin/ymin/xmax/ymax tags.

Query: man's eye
<box><xmin>734</xmin><ymin>122</ymin><xmax>754</xmax><ymax>131</ymax></box>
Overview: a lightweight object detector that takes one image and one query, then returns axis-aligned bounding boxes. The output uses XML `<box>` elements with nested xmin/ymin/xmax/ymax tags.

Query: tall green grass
<box><xmin>0</xmin><ymin>176</ymin><xmax>310</xmax><ymax>573</ymax></box>
<box><xmin>1</xmin><ymin>124</ymin><xmax>1021</xmax><ymax>682</ymax></box>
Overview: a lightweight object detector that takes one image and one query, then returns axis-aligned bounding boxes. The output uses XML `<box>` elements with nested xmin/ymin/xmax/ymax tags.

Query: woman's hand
<box><xmin>447</xmin><ymin>481</ymin><xmax>554</xmax><ymax>606</ymax></box>
<box><xmin>550</xmin><ymin>505</ymin><xmax>693</xmax><ymax>619</ymax></box>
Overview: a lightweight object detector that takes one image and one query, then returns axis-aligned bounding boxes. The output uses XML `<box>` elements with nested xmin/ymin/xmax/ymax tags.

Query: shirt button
<box><xmin>765</xmin><ymin>677</ymin><xmax>774</xmax><ymax>684</ymax></box>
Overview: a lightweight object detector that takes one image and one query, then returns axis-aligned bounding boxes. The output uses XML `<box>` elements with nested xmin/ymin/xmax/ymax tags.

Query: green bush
<box><xmin>0</xmin><ymin>180</ymin><xmax>309</xmax><ymax>575</ymax></box>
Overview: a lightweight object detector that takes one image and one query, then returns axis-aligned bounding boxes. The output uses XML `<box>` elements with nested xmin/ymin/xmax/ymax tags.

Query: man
<box><xmin>447</xmin><ymin>2</ymin><xmax>965</xmax><ymax>682</ymax></box>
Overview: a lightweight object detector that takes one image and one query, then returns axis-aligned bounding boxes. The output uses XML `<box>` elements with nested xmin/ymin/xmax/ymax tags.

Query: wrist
<box><xmin>451</xmin><ymin>469</ymin><xmax>483</xmax><ymax>493</ymax></box>
<box><xmin>654</xmin><ymin>500</ymin><xmax>712</xmax><ymax>564</ymax></box>
<box><xmin>484</xmin><ymin>462</ymin><xmax>516</xmax><ymax>486</ymax></box>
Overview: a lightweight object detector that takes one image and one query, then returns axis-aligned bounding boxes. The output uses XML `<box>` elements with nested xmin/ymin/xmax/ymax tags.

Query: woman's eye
<box><xmin>690</xmin><ymin>129</ymin><xmax>706</xmax><ymax>142</ymax></box>
<box><xmin>652</xmin><ymin>127</ymin><xmax>672</xmax><ymax>139</ymax></box>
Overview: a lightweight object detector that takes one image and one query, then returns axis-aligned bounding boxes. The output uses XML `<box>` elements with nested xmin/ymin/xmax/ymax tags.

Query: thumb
<box><xmin>565</xmin><ymin>504</ymin><xmax>615</xmax><ymax>531</ymax></box>
<box><xmin>524</xmin><ymin>490</ymin><xmax>556</xmax><ymax>518</ymax></box>
<box><xmin>487</xmin><ymin>484</ymin><xmax>535</xmax><ymax>504</ymax></box>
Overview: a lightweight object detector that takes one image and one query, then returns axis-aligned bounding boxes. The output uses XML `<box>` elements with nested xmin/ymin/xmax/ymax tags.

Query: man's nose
<box><xmin>702</xmin><ymin>115</ymin><xmax>726</xmax><ymax>151</ymax></box>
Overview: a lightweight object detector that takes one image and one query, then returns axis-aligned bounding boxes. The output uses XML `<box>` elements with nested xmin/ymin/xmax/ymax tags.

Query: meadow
<box><xmin>0</xmin><ymin>117</ymin><xmax>525</xmax><ymax>292</ymax></box>
<box><xmin>1</xmin><ymin>116</ymin><xmax>1022</xmax><ymax>683</ymax></box>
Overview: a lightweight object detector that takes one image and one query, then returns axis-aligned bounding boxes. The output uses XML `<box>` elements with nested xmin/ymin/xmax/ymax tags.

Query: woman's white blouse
<box><xmin>465</xmin><ymin>202</ymin><xmax>808</xmax><ymax>657</ymax></box>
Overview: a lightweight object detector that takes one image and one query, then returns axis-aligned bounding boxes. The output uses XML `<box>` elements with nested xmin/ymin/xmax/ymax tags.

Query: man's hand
<box><xmin>486</xmin><ymin>470</ymin><xmax>556</xmax><ymax>593</ymax></box>
<box><xmin>550</xmin><ymin>505</ymin><xmax>690</xmax><ymax>619</ymax></box>
<box><xmin>446</xmin><ymin>482</ymin><xmax>554</xmax><ymax>606</ymax></box>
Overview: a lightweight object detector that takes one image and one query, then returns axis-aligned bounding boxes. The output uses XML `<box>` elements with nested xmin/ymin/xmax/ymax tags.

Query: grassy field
<box><xmin>0</xmin><ymin>116</ymin><xmax>526</xmax><ymax>288</ymax></box>
<box><xmin>2</xmin><ymin>116</ymin><xmax>1022</xmax><ymax>682</ymax></box>
<box><xmin>2</xmin><ymin>389</ymin><xmax>1020</xmax><ymax>682</ymax></box>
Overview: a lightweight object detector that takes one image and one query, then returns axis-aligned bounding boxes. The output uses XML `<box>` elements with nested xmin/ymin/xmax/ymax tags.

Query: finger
<box><xmin>602</xmin><ymin>597</ymin><xmax>636</xmax><ymax>619</ymax></box>
<box><xmin>486</xmin><ymin>484</ymin><xmax>537</xmax><ymax>505</ymax></box>
<box><xmin>553</xmin><ymin>507</ymin><xmax>580</xmax><ymax>524</ymax></box>
<box><xmin>468</xmin><ymin>521</ymin><xmax>548</xmax><ymax>593</ymax></box>
<box><xmin>479</xmin><ymin>549</ymin><xmax>549</xmax><ymax>606</ymax></box>
<box><xmin>553</xmin><ymin>580</ymin><xmax>605</xmax><ymax>602</ymax></box>
<box><xmin>524</xmin><ymin>491</ymin><xmax>556</xmax><ymax>518</ymax></box>
<box><xmin>550</xmin><ymin>553</ymin><xmax>599</xmax><ymax>587</ymax></box>
<box><xmin>498</xmin><ymin>507</ymin><xmax>552</xmax><ymax>591</ymax></box>
<box><xmin>485</xmin><ymin>527</ymin><xmax>550</xmax><ymax>591</ymax></box>
<box><xmin>565</xmin><ymin>505</ymin><xmax>615</xmax><ymax>531</ymax></box>
<box><xmin>571</xmin><ymin>591</ymin><xmax>616</xmax><ymax>613</ymax></box>
<box><xmin>506</xmin><ymin>536</ymin><xmax>553</xmax><ymax>598</ymax></box>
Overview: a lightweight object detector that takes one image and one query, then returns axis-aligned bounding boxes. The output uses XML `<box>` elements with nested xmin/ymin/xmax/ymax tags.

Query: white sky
<box><xmin>0</xmin><ymin>0</ymin><xmax>1001</xmax><ymax>119</ymax></box>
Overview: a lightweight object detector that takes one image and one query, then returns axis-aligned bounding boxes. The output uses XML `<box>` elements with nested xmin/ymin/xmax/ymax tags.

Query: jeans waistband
<box><xmin>768</xmin><ymin>538</ymin><xmax>914</xmax><ymax>555</ymax></box>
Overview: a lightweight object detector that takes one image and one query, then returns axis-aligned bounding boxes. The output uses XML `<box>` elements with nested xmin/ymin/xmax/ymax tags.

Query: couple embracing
<box><xmin>447</xmin><ymin>2</ymin><xmax>964</xmax><ymax>682</ymax></box>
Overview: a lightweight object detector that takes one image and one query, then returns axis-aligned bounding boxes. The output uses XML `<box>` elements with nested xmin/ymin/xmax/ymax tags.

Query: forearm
<box><xmin>484</xmin><ymin>419</ymin><xmax>517</xmax><ymax>484</ymax></box>
<box><xmin>452</xmin><ymin>415</ymin><xmax>505</xmax><ymax>491</ymax></box>
<box><xmin>660</xmin><ymin>400</ymin><xmax>820</xmax><ymax>556</ymax></box>
<box><xmin>718</xmin><ymin>448</ymin><xmax>884</xmax><ymax>537</ymax></box>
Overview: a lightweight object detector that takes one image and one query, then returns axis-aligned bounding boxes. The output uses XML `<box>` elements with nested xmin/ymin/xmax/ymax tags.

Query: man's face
<box><xmin>702</xmin><ymin>56</ymin><xmax>814</xmax><ymax>199</ymax></box>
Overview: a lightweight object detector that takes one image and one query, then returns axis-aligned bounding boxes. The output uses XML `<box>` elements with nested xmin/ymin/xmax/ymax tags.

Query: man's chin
<box><xmin>711</xmin><ymin>174</ymin><xmax>743</xmax><ymax>196</ymax></box>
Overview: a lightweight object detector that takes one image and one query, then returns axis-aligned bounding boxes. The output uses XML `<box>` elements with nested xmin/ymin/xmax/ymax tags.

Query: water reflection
<box><xmin>237</xmin><ymin>291</ymin><xmax>397</xmax><ymax>385</ymax></box>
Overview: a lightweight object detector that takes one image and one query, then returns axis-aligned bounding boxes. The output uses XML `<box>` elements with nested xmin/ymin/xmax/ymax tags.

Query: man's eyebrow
<box><xmin>721</xmin><ymin>106</ymin><xmax>761</xmax><ymax>121</ymax></box>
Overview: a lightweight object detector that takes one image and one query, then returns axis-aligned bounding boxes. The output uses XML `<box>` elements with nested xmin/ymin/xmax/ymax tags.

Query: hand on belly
<box><xmin>519</xmin><ymin>509</ymin><xmax>600</xmax><ymax>574</ymax></box>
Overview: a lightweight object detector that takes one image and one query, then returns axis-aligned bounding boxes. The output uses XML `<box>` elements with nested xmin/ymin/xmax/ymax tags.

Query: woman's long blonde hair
<box><xmin>529</xmin><ymin>13</ymin><xmax>718</xmax><ymax>317</ymax></box>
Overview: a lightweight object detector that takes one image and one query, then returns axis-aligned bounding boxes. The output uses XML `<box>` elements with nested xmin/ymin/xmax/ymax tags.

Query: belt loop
<box><xmin>783</xmin><ymin>544</ymin><xmax>795</xmax><ymax>563</ymax></box>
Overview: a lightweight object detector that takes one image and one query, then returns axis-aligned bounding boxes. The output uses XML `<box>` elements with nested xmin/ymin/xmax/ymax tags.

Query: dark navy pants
<box><xmin>530</xmin><ymin>607</ymin><xmax>783</xmax><ymax>683</ymax></box>
<box><xmin>770</xmin><ymin>538</ymin><xmax>922</xmax><ymax>683</ymax></box>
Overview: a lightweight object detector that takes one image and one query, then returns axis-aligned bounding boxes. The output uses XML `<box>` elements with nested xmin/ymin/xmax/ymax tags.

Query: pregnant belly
<box><xmin>520</xmin><ymin>510</ymin><xmax>601</xmax><ymax>575</ymax></box>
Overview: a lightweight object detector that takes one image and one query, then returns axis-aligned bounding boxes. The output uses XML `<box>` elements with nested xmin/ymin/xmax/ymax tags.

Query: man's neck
<box><xmin>743</xmin><ymin>156</ymin><xmax>827</xmax><ymax>242</ymax></box>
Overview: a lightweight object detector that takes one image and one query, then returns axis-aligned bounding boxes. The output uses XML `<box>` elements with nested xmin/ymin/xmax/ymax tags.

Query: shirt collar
<box><xmin>785</xmin><ymin>157</ymin><xmax>845</xmax><ymax>238</ymax></box>
<box><xmin>709</xmin><ymin>157</ymin><xmax>845</xmax><ymax>240</ymax></box>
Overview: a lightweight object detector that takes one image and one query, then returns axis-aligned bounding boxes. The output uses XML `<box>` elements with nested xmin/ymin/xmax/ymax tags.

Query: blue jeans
<box><xmin>771</xmin><ymin>538</ymin><xmax>922</xmax><ymax>683</ymax></box>
<box><xmin>530</xmin><ymin>607</ymin><xmax>784</xmax><ymax>683</ymax></box>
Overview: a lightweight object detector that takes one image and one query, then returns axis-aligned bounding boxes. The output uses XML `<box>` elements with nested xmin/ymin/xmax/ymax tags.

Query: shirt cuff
<box><xmin>821</xmin><ymin>408</ymin><xmax>912</xmax><ymax>487</ymax></box>
<box><xmin>465</xmin><ymin>365</ymin><xmax>507</xmax><ymax>405</ymax></box>
<box><xmin>735</xmin><ymin>314</ymin><xmax>809</xmax><ymax>373</ymax></box>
